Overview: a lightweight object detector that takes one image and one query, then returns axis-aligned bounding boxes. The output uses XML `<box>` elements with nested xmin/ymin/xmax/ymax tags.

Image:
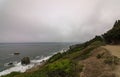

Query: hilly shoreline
<box><xmin>1</xmin><ymin>20</ymin><xmax>120</xmax><ymax>77</ymax></box>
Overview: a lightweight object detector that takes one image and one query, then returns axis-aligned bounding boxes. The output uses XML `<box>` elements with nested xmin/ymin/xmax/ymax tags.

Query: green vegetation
<box><xmin>96</xmin><ymin>52</ymin><xmax>105</xmax><ymax>59</ymax></box>
<box><xmin>5</xmin><ymin>59</ymin><xmax>81</xmax><ymax>77</ymax></box>
<box><xmin>45</xmin><ymin>59</ymin><xmax>76</xmax><ymax>77</ymax></box>
<box><xmin>103</xmin><ymin>20</ymin><xmax>120</xmax><ymax>44</ymax></box>
<box><xmin>1</xmin><ymin>20</ymin><xmax>120</xmax><ymax>77</ymax></box>
<box><xmin>47</xmin><ymin>52</ymin><xmax>63</xmax><ymax>63</ymax></box>
<box><xmin>1</xmin><ymin>72</ymin><xmax>21</xmax><ymax>77</ymax></box>
<box><xmin>66</xmin><ymin>36</ymin><xmax>104</xmax><ymax>55</ymax></box>
<box><xmin>1</xmin><ymin>34</ymin><xmax>105</xmax><ymax>77</ymax></box>
<box><xmin>104</xmin><ymin>56</ymin><xmax>120</xmax><ymax>65</ymax></box>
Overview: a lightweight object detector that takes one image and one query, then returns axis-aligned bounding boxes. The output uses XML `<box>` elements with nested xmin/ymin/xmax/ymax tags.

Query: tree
<box><xmin>103</xmin><ymin>20</ymin><xmax>120</xmax><ymax>44</ymax></box>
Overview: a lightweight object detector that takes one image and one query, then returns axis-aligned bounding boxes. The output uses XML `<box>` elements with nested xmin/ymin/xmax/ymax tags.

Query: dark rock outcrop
<box><xmin>8</xmin><ymin>62</ymin><xmax>13</xmax><ymax>65</ymax></box>
<box><xmin>14</xmin><ymin>52</ymin><xmax>20</xmax><ymax>55</ymax></box>
<box><xmin>21</xmin><ymin>57</ymin><xmax>30</xmax><ymax>65</ymax></box>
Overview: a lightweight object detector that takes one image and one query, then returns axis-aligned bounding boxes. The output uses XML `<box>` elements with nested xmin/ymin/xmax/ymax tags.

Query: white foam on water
<box><xmin>0</xmin><ymin>56</ymin><xmax>51</xmax><ymax>76</ymax></box>
<box><xmin>0</xmin><ymin>48</ymin><xmax>69</xmax><ymax>76</ymax></box>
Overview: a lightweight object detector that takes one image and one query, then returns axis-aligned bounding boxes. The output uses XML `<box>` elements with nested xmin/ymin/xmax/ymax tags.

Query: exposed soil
<box><xmin>103</xmin><ymin>45</ymin><xmax>120</xmax><ymax>77</ymax></box>
<box><xmin>80</xmin><ymin>47</ymin><xmax>115</xmax><ymax>77</ymax></box>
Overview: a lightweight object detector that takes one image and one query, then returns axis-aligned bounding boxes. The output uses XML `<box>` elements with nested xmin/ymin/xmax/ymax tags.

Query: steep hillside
<box><xmin>1</xmin><ymin>20</ymin><xmax>120</xmax><ymax>77</ymax></box>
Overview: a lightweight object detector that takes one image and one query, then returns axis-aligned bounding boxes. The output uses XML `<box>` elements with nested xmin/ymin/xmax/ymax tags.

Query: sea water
<box><xmin>0</xmin><ymin>42</ymin><xmax>71</xmax><ymax>76</ymax></box>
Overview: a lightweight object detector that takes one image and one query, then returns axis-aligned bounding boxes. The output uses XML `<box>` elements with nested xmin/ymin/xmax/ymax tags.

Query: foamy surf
<box><xmin>0</xmin><ymin>48</ymin><xmax>69</xmax><ymax>76</ymax></box>
<box><xmin>0</xmin><ymin>56</ymin><xmax>51</xmax><ymax>76</ymax></box>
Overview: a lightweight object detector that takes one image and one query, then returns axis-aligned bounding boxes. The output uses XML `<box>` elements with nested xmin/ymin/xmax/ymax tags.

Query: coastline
<box><xmin>0</xmin><ymin>56</ymin><xmax>51</xmax><ymax>76</ymax></box>
<box><xmin>0</xmin><ymin>48</ymin><xmax>69</xmax><ymax>76</ymax></box>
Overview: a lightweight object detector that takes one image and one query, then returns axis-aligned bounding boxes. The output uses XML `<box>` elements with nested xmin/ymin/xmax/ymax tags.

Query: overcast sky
<box><xmin>0</xmin><ymin>0</ymin><xmax>120</xmax><ymax>43</ymax></box>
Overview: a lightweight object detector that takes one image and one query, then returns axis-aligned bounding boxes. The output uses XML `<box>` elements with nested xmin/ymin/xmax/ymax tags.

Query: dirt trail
<box><xmin>103</xmin><ymin>45</ymin><xmax>120</xmax><ymax>77</ymax></box>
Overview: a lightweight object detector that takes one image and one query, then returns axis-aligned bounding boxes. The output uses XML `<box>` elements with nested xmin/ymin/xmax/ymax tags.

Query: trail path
<box><xmin>103</xmin><ymin>45</ymin><xmax>120</xmax><ymax>77</ymax></box>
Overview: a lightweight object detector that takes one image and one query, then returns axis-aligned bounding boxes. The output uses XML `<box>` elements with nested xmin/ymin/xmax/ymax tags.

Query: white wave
<box><xmin>58</xmin><ymin>48</ymin><xmax>69</xmax><ymax>53</ymax></box>
<box><xmin>8</xmin><ymin>53</ymin><xmax>14</xmax><ymax>56</ymax></box>
<box><xmin>0</xmin><ymin>56</ymin><xmax>51</xmax><ymax>76</ymax></box>
<box><xmin>0</xmin><ymin>48</ymin><xmax>69</xmax><ymax>76</ymax></box>
<box><xmin>4</xmin><ymin>61</ymin><xmax>18</xmax><ymax>67</ymax></box>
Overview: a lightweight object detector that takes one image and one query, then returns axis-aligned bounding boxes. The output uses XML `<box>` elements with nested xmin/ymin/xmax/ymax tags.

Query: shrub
<box><xmin>45</xmin><ymin>59</ymin><xmax>76</xmax><ymax>77</ymax></box>
<box><xmin>103</xmin><ymin>20</ymin><xmax>120</xmax><ymax>44</ymax></box>
<box><xmin>104</xmin><ymin>56</ymin><xmax>120</xmax><ymax>65</ymax></box>
<box><xmin>15</xmin><ymin>59</ymin><xmax>78</xmax><ymax>77</ymax></box>
<box><xmin>96</xmin><ymin>52</ymin><xmax>105</xmax><ymax>59</ymax></box>
<box><xmin>47</xmin><ymin>53</ymin><xmax>63</xmax><ymax>63</ymax></box>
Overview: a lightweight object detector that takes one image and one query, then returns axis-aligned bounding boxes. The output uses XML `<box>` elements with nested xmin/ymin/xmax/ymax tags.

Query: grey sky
<box><xmin>0</xmin><ymin>0</ymin><xmax>120</xmax><ymax>42</ymax></box>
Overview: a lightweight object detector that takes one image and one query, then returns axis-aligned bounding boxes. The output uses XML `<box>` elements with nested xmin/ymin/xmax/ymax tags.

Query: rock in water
<box><xmin>14</xmin><ymin>52</ymin><xmax>20</xmax><ymax>55</ymax></box>
<box><xmin>21</xmin><ymin>57</ymin><xmax>30</xmax><ymax>65</ymax></box>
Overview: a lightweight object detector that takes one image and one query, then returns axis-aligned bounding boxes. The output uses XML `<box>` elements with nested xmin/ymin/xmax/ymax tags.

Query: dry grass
<box><xmin>80</xmin><ymin>47</ymin><xmax>115</xmax><ymax>77</ymax></box>
<box><xmin>102</xmin><ymin>45</ymin><xmax>120</xmax><ymax>77</ymax></box>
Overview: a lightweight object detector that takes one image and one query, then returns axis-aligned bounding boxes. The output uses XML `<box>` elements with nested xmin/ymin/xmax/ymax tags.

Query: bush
<box><xmin>14</xmin><ymin>59</ymin><xmax>79</xmax><ymax>77</ymax></box>
<box><xmin>45</xmin><ymin>59</ymin><xmax>76</xmax><ymax>77</ymax></box>
<box><xmin>96</xmin><ymin>52</ymin><xmax>105</xmax><ymax>59</ymax></box>
<box><xmin>103</xmin><ymin>20</ymin><xmax>120</xmax><ymax>44</ymax></box>
<box><xmin>47</xmin><ymin>53</ymin><xmax>63</xmax><ymax>63</ymax></box>
<box><xmin>104</xmin><ymin>56</ymin><xmax>120</xmax><ymax>65</ymax></box>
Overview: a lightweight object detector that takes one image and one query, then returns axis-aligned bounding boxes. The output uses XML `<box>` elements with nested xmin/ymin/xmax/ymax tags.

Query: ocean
<box><xmin>0</xmin><ymin>42</ymin><xmax>71</xmax><ymax>76</ymax></box>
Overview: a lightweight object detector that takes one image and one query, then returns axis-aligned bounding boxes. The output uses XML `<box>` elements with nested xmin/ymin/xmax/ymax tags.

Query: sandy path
<box><xmin>103</xmin><ymin>45</ymin><xmax>120</xmax><ymax>77</ymax></box>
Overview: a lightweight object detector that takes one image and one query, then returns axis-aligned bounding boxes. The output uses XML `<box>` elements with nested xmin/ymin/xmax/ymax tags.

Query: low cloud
<box><xmin>0</xmin><ymin>0</ymin><xmax>120</xmax><ymax>42</ymax></box>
